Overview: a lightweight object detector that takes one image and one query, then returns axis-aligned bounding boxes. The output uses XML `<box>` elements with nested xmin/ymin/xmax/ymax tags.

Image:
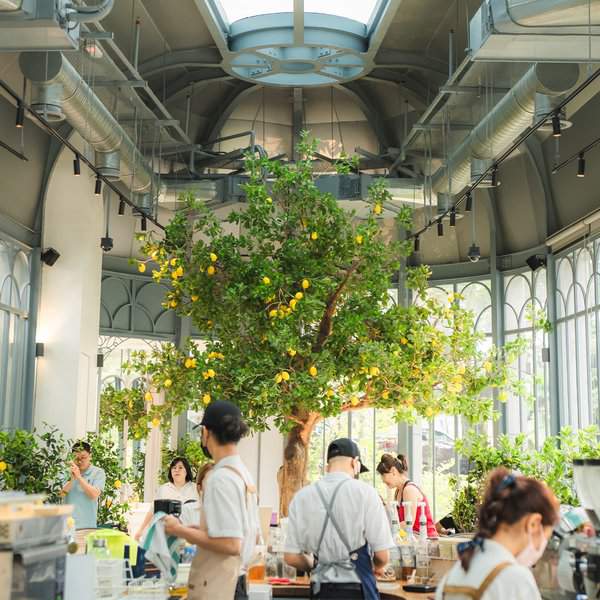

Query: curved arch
<box><xmin>102</xmin><ymin>275</ymin><xmax>132</xmax><ymax>303</ymax></box>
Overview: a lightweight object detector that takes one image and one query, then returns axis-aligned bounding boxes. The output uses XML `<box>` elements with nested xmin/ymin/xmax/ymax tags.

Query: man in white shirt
<box><xmin>284</xmin><ymin>438</ymin><xmax>393</xmax><ymax>600</ymax></box>
<box><xmin>164</xmin><ymin>401</ymin><xmax>259</xmax><ymax>600</ymax></box>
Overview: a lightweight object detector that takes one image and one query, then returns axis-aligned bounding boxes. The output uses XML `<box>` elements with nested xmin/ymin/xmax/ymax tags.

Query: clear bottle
<box><xmin>387</xmin><ymin>501</ymin><xmax>402</xmax><ymax>580</ymax></box>
<box><xmin>400</xmin><ymin>502</ymin><xmax>416</xmax><ymax>579</ymax></box>
<box><xmin>91</xmin><ymin>538</ymin><xmax>111</xmax><ymax>559</ymax></box>
<box><xmin>415</xmin><ymin>502</ymin><xmax>430</xmax><ymax>578</ymax></box>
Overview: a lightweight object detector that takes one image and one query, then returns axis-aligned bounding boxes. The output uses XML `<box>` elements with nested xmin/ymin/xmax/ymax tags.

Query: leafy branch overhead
<box><xmin>119</xmin><ymin>133</ymin><xmax>524</xmax><ymax>433</ymax></box>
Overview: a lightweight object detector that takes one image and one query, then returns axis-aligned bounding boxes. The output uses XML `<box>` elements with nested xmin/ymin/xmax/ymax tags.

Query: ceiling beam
<box><xmin>293</xmin><ymin>0</ymin><xmax>304</xmax><ymax>45</ymax></box>
<box><xmin>373</xmin><ymin>48</ymin><xmax>448</xmax><ymax>78</ymax></box>
<box><xmin>139</xmin><ymin>48</ymin><xmax>223</xmax><ymax>78</ymax></box>
<box><xmin>203</xmin><ymin>82</ymin><xmax>259</xmax><ymax>145</ymax></box>
<box><xmin>292</xmin><ymin>87</ymin><xmax>304</xmax><ymax>161</ymax></box>
<box><xmin>335</xmin><ymin>81</ymin><xmax>390</xmax><ymax>153</ymax></box>
<box><xmin>365</xmin><ymin>0</ymin><xmax>403</xmax><ymax>60</ymax></box>
<box><xmin>192</xmin><ymin>0</ymin><xmax>231</xmax><ymax>57</ymax></box>
<box><xmin>159</xmin><ymin>72</ymin><xmax>236</xmax><ymax>105</ymax></box>
<box><xmin>363</xmin><ymin>70</ymin><xmax>430</xmax><ymax>111</ymax></box>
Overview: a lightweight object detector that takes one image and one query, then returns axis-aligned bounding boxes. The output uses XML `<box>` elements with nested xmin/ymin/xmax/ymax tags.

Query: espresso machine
<box><xmin>534</xmin><ymin>459</ymin><xmax>600</xmax><ymax>600</ymax></box>
<box><xmin>0</xmin><ymin>492</ymin><xmax>71</xmax><ymax>600</ymax></box>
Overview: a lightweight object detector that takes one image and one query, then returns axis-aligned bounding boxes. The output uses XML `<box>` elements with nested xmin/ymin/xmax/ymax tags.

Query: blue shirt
<box><xmin>65</xmin><ymin>465</ymin><xmax>106</xmax><ymax>529</ymax></box>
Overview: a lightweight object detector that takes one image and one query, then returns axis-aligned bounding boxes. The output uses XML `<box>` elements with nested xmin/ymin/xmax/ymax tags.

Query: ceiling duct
<box><xmin>432</xmin><ymin>62</ymin><xmax>581</xmax><ymax>195</ymax></box>
<box><xmin>20</xmin><ymin>51</ymin><xmax>156</xmax><ymax>197</ymax></box>
<box><xmin>470</xmin><ymin>0</ymin><xmax>600</xmax><ymax>61</ymax></box>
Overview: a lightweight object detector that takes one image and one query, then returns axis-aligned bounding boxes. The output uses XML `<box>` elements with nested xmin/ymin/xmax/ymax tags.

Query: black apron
<box><xmin>310</xmin><ymin>479</ymin><xmax>380</xmax><ymax>600</ymax></box>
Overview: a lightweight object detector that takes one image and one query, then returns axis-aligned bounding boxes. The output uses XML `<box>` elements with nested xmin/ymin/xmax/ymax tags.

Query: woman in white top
<box><xmin>135</xmin><ymin>456</ymin><xmax>200</xmax><ymax>540</ymax></box>
<box><xmin>436</xmin><ymin>467</ymin><xmax>559</xmax><ymax>600</ymax></box>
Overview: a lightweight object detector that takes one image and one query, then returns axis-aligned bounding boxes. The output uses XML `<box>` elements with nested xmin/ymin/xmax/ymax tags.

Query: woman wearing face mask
<box><xmin>435</xmin><ymin>467</ymin><xmax>559</xmax><ymax>600</ymax></box>
<box><xmin>135</xmin><ymin>457</ymin><xmax>199</xmax><ymax>541</ymax></box>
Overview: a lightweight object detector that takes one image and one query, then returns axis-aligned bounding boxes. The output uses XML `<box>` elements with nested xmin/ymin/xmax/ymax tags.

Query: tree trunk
<box><xmin>278</xmin><ymin>413</ymin><xmax>319</xmax><ymax>517</ymax></box>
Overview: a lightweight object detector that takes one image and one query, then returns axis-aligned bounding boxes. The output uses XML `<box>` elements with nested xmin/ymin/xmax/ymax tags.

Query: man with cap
<box><xmin>284</xmin><ymin>438</ymin><xmax>394</xmax><ymax>599</ymax></box>
<box><xmin>164</xmin><ymin>400</ymin><xmax>260</xmax><ymax>600</ymax></box>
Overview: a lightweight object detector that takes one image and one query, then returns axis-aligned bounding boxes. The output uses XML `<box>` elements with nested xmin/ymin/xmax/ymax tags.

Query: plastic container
<box><xmin>86</xmin><ymin>528</ymin><xmax>139</xmax><ymax>565</ymax></box>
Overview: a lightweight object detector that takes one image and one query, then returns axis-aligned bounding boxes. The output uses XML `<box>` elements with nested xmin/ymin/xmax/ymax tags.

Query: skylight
<box><xmin>304</xmin><ymin>0</ymin><xmax>380</xmax><ymax>24</ymax></box>
<box><xmin>217</xmin><ymin>0</ymin><xmax>293</xmax><ymax>23</ymax></box>
<box><xmin>218</xmin><ymin>0</ymin><xmax>380</xmax><ymax>25</ymax></box>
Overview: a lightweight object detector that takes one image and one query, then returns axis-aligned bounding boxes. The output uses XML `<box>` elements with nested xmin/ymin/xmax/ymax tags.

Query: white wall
<box><xmin>238</xmin><ymin>422</ymin><xmax>285</xmax><ymax>516</ymax></box>
<box><xmin>34</xmin><ymin>138</ymin><xmax>104</xmax><ymax>439</ymax></box>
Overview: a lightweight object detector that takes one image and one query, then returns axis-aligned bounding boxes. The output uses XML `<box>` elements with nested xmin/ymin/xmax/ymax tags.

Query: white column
<box><xmin>34</xmin><ymin>139</ymin><xmax>104</xmax><ymax>439</ymax></box>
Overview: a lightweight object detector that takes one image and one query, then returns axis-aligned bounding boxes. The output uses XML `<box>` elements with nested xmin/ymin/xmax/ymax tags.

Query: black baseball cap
<box><xmin>199</xmin><ymin>400</ymin><xmax>242</xmax><ymax>431</ymax></box>
<box><xmin>327</xmin><ymin>438</ymin><xmax>369</xmax><ymax>473</ymax></box>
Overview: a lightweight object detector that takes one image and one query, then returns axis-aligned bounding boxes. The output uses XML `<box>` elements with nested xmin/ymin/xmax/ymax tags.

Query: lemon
<box><xmin>128</xmin><ymin>400</ymin><xmax>133</xmax><ymax>409</ymax></box>
<box><xmin>310</xmin><ymin>231</ymin><xmax>318</xmax><ymax>241</ymax></box>
<box><xmin>207</xmin><ymin>320</ymin><xmax>213</xmax><ymax>328</ymax></box>
<box><xmin>210</xmin><ymin>252</ymin><xmax>218</xmax><ymax>262</ymax></box>
<box><xmin>0</xmin><ymin>461</ymin><xmax>7</xmax><ymax>472</ymax></box>
<box><xmin>326</xmin><ymin>388</ymin><xmax>335</xmax><ymax>398</ymax></box>
<box><xmin>275</xmin><ymin>373</ymin><xmax>283</xmax><ymax>384</ymax></box>
<box><xmin>207</xmin><ymin>369</ymin><xmax>216</xmax><ymax>378</ymax></box>
<box><xmin>373</xmin><ymin>203</ymin><xmax>382</xmax><ymax>215</ymax></box>
<box><xmin>382</xmin><ymin>390</ymin><xmax>390</xmax><ymax>400</ymax></box>
<box><xmin>355</xmin><ymin>234</ymin><xmax>363</xmax><ymax>245</ymax></box>
<box><xmin>350</xmin><ymin>396</ymin><xmax>360</xmax><ymax>406</ymax></box>
<box><xmin>400</xmin><ymin>337</ymin><xmax>408</xmax><ymax>345</ymax></box>
<box><xmin>138</xmin><ymin>263</ymin><xmax>146</xmax><ymax>273</ymax></box>
<box><xmin>302</xmin><ymin>279</ymin><xmax>310</xmax><ymax>290</ymax></box>
<box><xmin>266</xmin><ymin>196</ymin><xmax>273</xmax><ymax>204</ymax></box>
<box><xmin>262</xmin><ymin>276</ymin><xmax>271</xmax><ymax>285</ymax></box>
<box><xmin>287</xmin><ymin>348</ymin><xmax>297</xmax><ymax>357</ymax></box>
<box><xmin>144</xmin><ymin>392</ymin><xmax>153</xmax><ymax>402</ymax></box>
<box><xmin>369</xmin><ymin>366</ymin><xmax>380</xmax><ymax>377</ymax></box>
<box><xmin>170</xmin><ymin>300</ymin><xmax>178</xmax><ymax>308</ymax></box>
<box><xmin>309</xmin><ymin>365</ymin><xmax>318</xmax><ymax>377</ymax></box>
<box><xmin>498</xmin><ymin>391</ymin><xmax>508</xmax><ymax>402</ymax></box>
<box><xmin>269</xmin><ymin>309</ymin><xmax>278</xmax><ymax>318</ymax></box>
<box><xmin>170</xmin><ymin>258</ymin><xmax>177</xmax><ymax>266</ymax></box>
<box><xmin>202</xmin><ymin>393</ymin><xmax>211</xmax><ymax>405</ymax></box>
<box><xmin>152</xmin><ymin>417</ymin><xmax>160</xmax><ymax>427</ymax></box>
<box><xmin>207</xmin><ymin>265</ymin><xmax>216</xmax><ymax>276</ymax></box>
<box><xmin>425</xmin><ymin>407</ymin><xmax>434</xmax><ymax>418</ymax></box>
<box><xmin>164</xmin><ymin>379</ymin><xmax>173</xmax><ymax>388</ymax></box>
<box><xmin>176</xmin><ymin>266</ymin><xmax>184</xmax><ymax>277</ymax></box>
<box><xmin>281</xmin><ymin>371</ymin><xmax>290</xmax><ymax>382</ymax></box>
<box><xmin>295</xmin><ymin>292</ymin><xmax>303</xmax><ymax>300</ymax></box>
<box><xmin>289</xmin><ymin>299</ymin><xmax>297</xmax><ymax>310</ymax></box>
<box><xmin>191</xmin><ymin>295</ymin><xmax>199</xmax><ymax>302</ymax></box>
<box><xmin>114</xmin><ymin>480</ymin><xmax>122</xmax><ymax>489</ymax></box>
<box><xmin>483</xmin><ymin>361</ymin><xmax>493</xmax><ymax>373</ymax></box>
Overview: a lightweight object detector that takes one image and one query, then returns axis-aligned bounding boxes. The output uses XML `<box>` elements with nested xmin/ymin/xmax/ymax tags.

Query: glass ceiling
<box><xmin>218</xmin><ymin>0</ymin><xmax>380</xmax><ymax>25</ymax></box>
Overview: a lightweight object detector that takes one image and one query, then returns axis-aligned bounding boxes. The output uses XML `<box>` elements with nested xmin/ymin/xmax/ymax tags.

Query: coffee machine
<box><xmin>534</xmin><ymin>459</ymin><xmax>600</xmax><ymax>600</ymax></box>
<box><xmin>0</xmin><ymin>492</ymin><xmax>71</xmax><ymax>600</ymax></box>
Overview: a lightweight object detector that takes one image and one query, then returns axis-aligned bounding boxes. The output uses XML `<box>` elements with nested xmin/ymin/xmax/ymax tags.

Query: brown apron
<box><xmin>441</xmin><ymin>562</ymin><xmax>512</xmax><ymax>600</ymax></box>
<box><xmin>187</xmin><ymin>465</ymin><xmax>256</xmax><ymax>600</ymax></box>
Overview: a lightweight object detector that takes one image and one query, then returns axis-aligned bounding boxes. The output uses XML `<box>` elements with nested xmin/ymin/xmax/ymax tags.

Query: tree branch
<box><xmin>312</xmin><ymin>262</ymin><xmax>360</xmax><ymax>353</ymax></box>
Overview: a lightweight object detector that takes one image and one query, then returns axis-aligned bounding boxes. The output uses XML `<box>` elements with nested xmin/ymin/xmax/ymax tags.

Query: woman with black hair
<box><xmin>376</xmin><ymin>453</ymin><xmax>438</xmax><ymax>538</ymax></box>
<box><xmin>134</xmin><ymin>456</ymin><xmax>199</xmax><ymax>540</ymax></box>
<box><xmin>435</xmin><ymin>467</ymin><xmax>559</xmax><ymax>600</ymax></box>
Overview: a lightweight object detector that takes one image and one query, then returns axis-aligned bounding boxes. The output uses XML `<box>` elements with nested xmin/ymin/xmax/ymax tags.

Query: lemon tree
<box><xmin>127</xmin><ymin>134</ymin><xmax>523</xmax><ymax>512</ymax></box>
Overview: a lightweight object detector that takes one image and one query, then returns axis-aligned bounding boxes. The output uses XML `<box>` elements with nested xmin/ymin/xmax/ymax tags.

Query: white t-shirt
<box><xmin>202</xmin><ymin>455</ymin><xmax>259</xmax><ymax>573</ymax></box>
<box><xmin>156</xmin><ymin>481</ymin><xmax>200</xmax><ymax>504</ymax></box>
<box><xmin>285</xmin><ymin>471</ymin><xmax>394</xmax><ymax>584</ymax></box>
<box><xmin>435</xmin><ymin>539</ymin><xmax>542</xmax><ymax>600</ymax></box>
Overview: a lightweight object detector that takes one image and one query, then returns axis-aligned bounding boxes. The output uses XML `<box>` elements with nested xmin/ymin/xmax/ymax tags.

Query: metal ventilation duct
<box><xmin>433</xmin><ymin>62</ymin><xmax>580</xmax><ymax>198</ymax></box>
<box><xmin>470</xmin><ymin>0</ymin><xmax>600</xmax><ymax>61</ymax></box>
<box><xmin>19</xmin><ymin>51</ymin><xmax>155</xmax><ymax>195</ymax></box>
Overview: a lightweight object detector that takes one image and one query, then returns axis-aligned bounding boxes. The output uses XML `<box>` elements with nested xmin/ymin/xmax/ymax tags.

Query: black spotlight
<box><xmin>118</xmin><ymin>198</ymin><xmax>126</xmax><ymax>215</ymax></box>
<box><xmin>437</xmin><ymin>219</ymin><xmax>444</xmax><ymax>237</ymax></box>
<box><xmin>15</xmin><ymin>102</ymin><xmax>25</xmax><ymax>128</ymax></box>
<box><xmin>577</xmin><ymin>153</ymin><xmax>586</xmax><ymax>178</ymax></box>
<box><xmin>551</xmin><ymin>114</ymin><xmax>561</xmax><ymax>138</ymax></box>
<box><xmin>140</xmin><ymin>216</ymin><xmax>147</xmax><ymax>232</ymax></box>
<box><xmin>526</xmin><ymin>254</ymin><xmax>547</xmax><ymax>271</ymax></box>
<box><xmin>100</xmin><ymin>236</ymin><xmax>114</xmax><ymax>252</ymax></box>
<box><xmin>41</xmin><ymin>247</ymin><xmax>60</xmax><ymax>266</ymax></box>
<box><xmin>464</xmin><ymin>191</ymin><xmax>473</xmax><ymax>212</ymax></box>
<box><xmin>73</xmin><ymin>154</ymin><xmax>81</xmax><ymax>176</ymax></box>
<box><xmin>94</xmin><ymin>175</ymin><xmax>102</xmax><ymax>196</ymax></box>
<box><xmin>450</xmin><ymin>206</ymin><xmax>456</xmax><ymax>227</ymax></box>
<box><xmin>414</xmin><ymin>236</ymin><xmax>420</xmax><ymax>253</ymax></box>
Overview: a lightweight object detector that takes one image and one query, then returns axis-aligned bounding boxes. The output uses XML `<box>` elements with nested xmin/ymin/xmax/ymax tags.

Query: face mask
<box><xmin>516</xmin><ymin>531</ymin><xmax>548</xmax><ymax>567</ymax></box>
<box><xmin>201</xmin><ymin>428</ymin><xmax>212</xmax><ymax>460</ymax></box>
